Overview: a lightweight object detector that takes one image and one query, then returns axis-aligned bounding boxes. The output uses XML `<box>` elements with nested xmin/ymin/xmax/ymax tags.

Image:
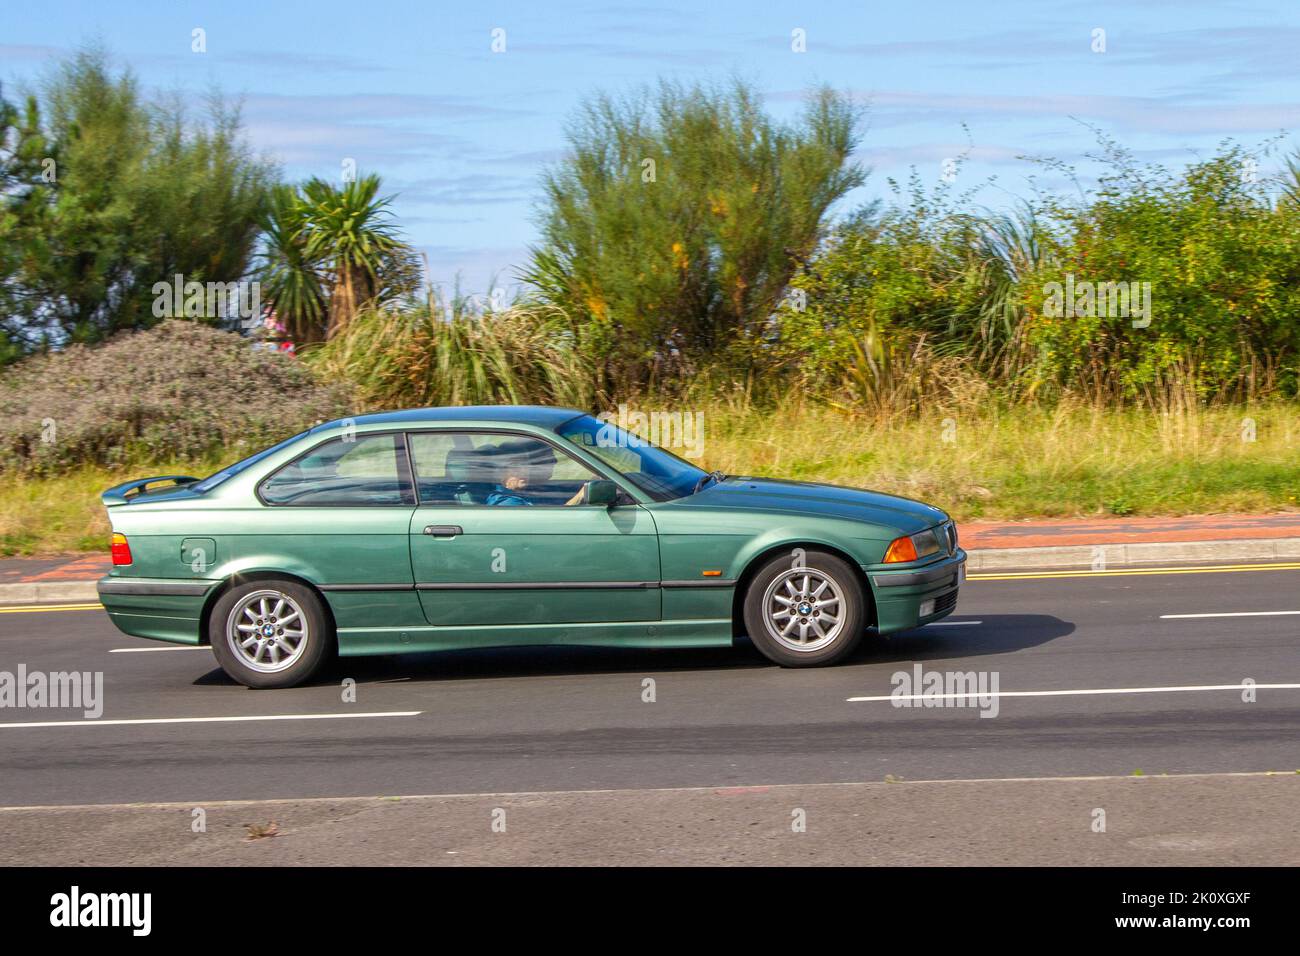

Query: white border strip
<box><xmin>109</xmin><ymin>646</ymin><xmax>208</xmax><ymax>653</ymax></box>
<box><xmin>847</xmin><ymin>683</ymin><xmax>1300</xmax><ymax>703</ymax></box>
<box><xmin>0</xmin><ymin>711</ymin><xmax>422</xmax><ymax>730</ymax></box>
<box><xmin>1161</xmin><ymin>610</ymin><xmax>1300</xmax><ymax>619</ymax></box>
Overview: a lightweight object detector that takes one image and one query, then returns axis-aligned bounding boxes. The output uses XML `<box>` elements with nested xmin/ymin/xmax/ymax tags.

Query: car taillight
<box><xmin>110</xmin><ymin>532</ymin><xmax>132</xmax><ymax>566</ymax></box>
<box><xmin>883</xmin><ymin>535</ymin><xmax>918</xmax><ymax>563</ymax></box>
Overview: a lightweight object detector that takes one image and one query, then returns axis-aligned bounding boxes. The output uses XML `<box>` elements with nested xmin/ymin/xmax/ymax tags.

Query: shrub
<box><xmin>524</xmin><ymin>78</ymin><xmax>864</xmax><ymax>391</ymax></box>
<box><xmin>0</xmin><ymin>320</ymin><xmax>352</xmax><ymax>475</ymax></box>
<box><xmin>778</xmin><ymin>140</ymin><xmax>1300</xmax><ymax>409</ymax></box>
<box><xmin>307</xmin><ymin>303</ymin><xmax>598</xmax><ymax>411</ymax></box>
<box><xmin>1024</xmin><ymin>142</ymin><xmax>1300</xmax><ymax>402</ymax></box>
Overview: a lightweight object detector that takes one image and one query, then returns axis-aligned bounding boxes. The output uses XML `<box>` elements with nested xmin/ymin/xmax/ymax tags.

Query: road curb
<box><xmin>0</xmin><ymin>581</ymin><xmax>100</xmax><ymax>605</ymax></box>
<box><xmin>0</xmin><ymin>536</ymin><xmax>1296</xmax><ymax>605</ymax></box>
<box><xmin>965</xmin><ymin>536</ymin><xmax>1300</xmax><ymax>571</ymax></box>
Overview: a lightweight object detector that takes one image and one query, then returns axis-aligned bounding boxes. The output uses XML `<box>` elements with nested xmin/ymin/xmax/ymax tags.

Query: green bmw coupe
<box><xmin>98</xmin><ymin>406</ymin><xmax>966</xmax><ymax>688</ymax></box>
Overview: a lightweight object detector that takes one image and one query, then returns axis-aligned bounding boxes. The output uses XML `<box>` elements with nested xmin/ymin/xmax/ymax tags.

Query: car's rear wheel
<box><xmin>742</xmin><ymin>550</ymin><xmax>866</xmax><ymax>667</ymax></box>
<box><xmin>209</xmin><ymin>579</ymin><xmax>333</xmax><ymax>688</ymax></box>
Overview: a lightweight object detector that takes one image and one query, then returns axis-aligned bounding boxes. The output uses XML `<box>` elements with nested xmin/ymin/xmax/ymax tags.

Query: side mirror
<box><xmin>583</xmin><ymin>480</ymin><xmax>618</xmax><ymax>507</ymax></box>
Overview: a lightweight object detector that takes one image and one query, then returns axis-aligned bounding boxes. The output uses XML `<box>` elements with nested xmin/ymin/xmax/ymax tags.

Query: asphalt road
<box><xmin>1</xmin><ymin>565</ymin><xmax>1298</xmax><ymax>808</ymax></box>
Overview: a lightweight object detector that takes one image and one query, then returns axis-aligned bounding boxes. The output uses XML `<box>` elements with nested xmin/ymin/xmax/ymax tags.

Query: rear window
<box><xmin>192</xmin><ymin>430</ymin><xmax>309</xmax><ymax>493</ymax></box>
<box><xmin>259</xmin><ymin>433</ymin><xmax>414</xmax><ymax>506</ymax></box>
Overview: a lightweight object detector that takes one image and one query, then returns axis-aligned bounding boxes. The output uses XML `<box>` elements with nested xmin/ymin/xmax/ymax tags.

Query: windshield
<box><xmin>556</xmin><ymin>414</ymin><xmax>707</xmax><ymax>501</ymax></box>
<box><xmin>191</xmin><ymin>430</ymin><xmax>310</xmax><ymax>493</ymax></box>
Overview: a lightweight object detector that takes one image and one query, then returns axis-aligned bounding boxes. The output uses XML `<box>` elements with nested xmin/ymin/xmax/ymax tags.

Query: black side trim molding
<box><xmin>97</xmin><ymin>576</ymin><xmax>216</xmax><ymax>597</ymax></box>
<box><xmin>318</xmin><ymin>583</ymin><xmax>416</xmax><ymax>592</ymax></box>
<box><xmin>417</xmin><ymin>581</ymin><xmax>658</xmax><ymax>591</ymax></box>
<box><xmin>318</xmin><ymin>579</ymin><xmax>739</xmax><ymax>592</ymax></box>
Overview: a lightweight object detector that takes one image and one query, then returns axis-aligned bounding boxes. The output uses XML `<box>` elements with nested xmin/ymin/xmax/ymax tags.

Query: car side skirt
<box><xmin>321</xmin><ymin>580</ymin><xmax>739</xmax><ymax>634</ymax></box>
<box><xmin>336</xmin><ymin>618</ymin><xmax>734</xmax><ymax>656</ymax></box>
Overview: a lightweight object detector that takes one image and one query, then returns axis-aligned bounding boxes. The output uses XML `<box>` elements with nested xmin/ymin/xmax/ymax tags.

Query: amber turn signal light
<box><xmin>882</xmin><ymin>535</ymin><xmax>918</xmax><ymax>563</ymax></box>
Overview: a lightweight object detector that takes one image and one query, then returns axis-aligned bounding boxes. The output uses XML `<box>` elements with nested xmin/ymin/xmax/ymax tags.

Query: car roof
<box><xmin>312</xmin><ymin>405</ymin><xmax>587</xmax><ymax>432</ymax></box>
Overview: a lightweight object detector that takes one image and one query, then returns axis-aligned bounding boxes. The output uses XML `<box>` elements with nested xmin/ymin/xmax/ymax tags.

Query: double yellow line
<box><xmin>0</xmin><ymin>602</ymin><xmax>103</xmax><ymax>614</ymax></box>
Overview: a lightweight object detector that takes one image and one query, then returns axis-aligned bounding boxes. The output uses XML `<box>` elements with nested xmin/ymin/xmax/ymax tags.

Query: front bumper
<box><xmin>866</xmin><ymin>548</ymin><xmax>966</xmax><ymax>634</ymax></box>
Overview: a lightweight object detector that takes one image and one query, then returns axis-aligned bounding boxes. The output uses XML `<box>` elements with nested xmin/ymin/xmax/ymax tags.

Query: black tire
<box><xmin>209</xmin><ymin>579</ymin><xmax>334</xmax><ymax>688</ymax></box>
<box><xmin>742</xmin><ymin>549</ymin><xmax>867</xmax><ymax>667</ymax></box>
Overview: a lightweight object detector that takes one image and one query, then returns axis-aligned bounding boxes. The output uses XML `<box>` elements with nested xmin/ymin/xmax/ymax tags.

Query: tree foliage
<box><xmin>524</xmin><ymin>78</ymin><xmax>864</xmax><ymax>390</ymax></box>
<box><xmin>0</xmin><ymin>48</ymin><xmax>275</xmax><ymax>355</ymax></box>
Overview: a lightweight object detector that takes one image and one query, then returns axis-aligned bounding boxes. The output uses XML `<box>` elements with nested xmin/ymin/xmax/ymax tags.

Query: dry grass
<box><xmin>0</xmin><ymin>454</ymin><xmax>225</xmax><ymax>556</ymax></box>
<box><xmin>688</xmin><ymin>398</ymin><xmax>1300</xmax><ymax>520</ymax></box>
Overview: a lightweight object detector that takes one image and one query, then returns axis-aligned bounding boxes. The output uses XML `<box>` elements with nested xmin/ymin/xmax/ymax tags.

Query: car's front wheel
<box><xmin>209</xmin><ymin>579</ymin><xmax>333</xmax><ymax>688</ymax></box>
<box><xmin>742</xmin><ymin>550</ymin><xmax>867</xmax><ymax>667</ymax></box>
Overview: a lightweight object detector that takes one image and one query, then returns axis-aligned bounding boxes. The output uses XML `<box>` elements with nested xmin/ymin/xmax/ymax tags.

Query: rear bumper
<box><xmin>97</xmin><ymin>575</ymin><xmax>218</xmax><ymax>645</ymax></box>
<box><xmin>867</xmin><ymin>549</ymin><xmax>966</xmax><ymax>633</ymax></box>
<box><xmin>97</xmin><ymin>577</ymin><xmax>216</xmax><ymax>597</ymax></box>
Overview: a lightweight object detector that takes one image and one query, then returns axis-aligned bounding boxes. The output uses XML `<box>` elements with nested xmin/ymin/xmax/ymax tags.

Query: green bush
<box><xmin>774</xmin><ymin>172</ymin><xmax>1044</xmax><ymax>409</ymax></box>
<box><xmin>0</xmin><ymin>320</ymin><xmax>352</xmax><ymax>475</ymax></box>
<box><xmin>307</xmin><ymin>303</ymin><xmax>596</xmax><ymax>411</ymax></box>
<box><xmin>1025</xmin><ymin>143</ymin><xmax>1300</xmax><ymax>402</ymax></box>
<box><xmin>775</xmin><ymin>141</ymin><xmax>1300</xmax><ymax>408</ymax></box>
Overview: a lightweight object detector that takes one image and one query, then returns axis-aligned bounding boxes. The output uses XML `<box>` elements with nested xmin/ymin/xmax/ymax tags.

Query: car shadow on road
<box><xmin>852</xmin><ymin>613</ymin><xmax>1076</xmax><ymax>664</ymax></box>
<box><xmin>193</xmin><ymin>613</ymin><xmax>1074</xmax><ymax>687</ymax></box>
<box><xmin>192</xmin><ymin>643</ymin><xmax>770</xmax><ymax>687</ymax></box>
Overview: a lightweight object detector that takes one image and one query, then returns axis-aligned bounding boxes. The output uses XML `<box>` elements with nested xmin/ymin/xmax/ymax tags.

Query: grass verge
<box><xmin>1</xmin><ymin>455</ymin><xmax>226</xmax><ymax>557</ymax></box>
<box><xmin>701</xmin><ymin>400</ymin><xmax>1300</xmax><ymax>520</ymax></box>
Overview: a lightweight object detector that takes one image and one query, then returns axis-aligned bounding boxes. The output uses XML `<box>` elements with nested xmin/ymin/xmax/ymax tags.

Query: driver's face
<box><xmin>502</xmin><ymin>457</ymin><xmax>554</xmax><ymax>490</ymax></box>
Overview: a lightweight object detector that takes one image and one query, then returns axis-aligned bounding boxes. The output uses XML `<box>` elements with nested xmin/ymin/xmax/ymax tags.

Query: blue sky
<box><xmin>4</xmin><ymin>1</ymin><xmax>1299</xmax><ymax>295</ymax></box>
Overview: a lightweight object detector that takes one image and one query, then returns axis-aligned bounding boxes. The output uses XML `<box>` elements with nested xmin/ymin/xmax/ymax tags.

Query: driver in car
<box><xmin>485</xmin><ymin>442</ymin><xmax>586</xmax><ymax>506</ymax></box>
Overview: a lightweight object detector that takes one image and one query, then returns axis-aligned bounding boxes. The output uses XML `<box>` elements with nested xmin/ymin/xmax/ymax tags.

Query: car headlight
<box><xmin>882</xmin><ymin>527</ymin><xmax>944</xmax><ymax>563</ymax></box>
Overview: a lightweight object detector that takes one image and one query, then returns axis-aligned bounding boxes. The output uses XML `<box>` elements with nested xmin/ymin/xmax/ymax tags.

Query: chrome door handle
<box><xmin>423</xmin><ymin>525</ymin><xmax>463</xmax><ymax>538</ymax></box>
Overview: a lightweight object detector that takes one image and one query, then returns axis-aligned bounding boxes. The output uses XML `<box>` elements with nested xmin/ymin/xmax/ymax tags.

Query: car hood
<box><xmin>683</xmin><ymin>476</ymin><xmax>947</xmax><ymax>535</ymax></box>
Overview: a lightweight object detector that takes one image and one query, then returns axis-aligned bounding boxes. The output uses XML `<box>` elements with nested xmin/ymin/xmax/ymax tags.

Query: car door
<box><xmin>406</xmin><ymin>429</ymin><xmax>661</xmax><ymax>627</ymax></box>
<box><xmin>254</xmin><ymin>430</ymin><xmax>417</xmax><ymax>589</ymax></box>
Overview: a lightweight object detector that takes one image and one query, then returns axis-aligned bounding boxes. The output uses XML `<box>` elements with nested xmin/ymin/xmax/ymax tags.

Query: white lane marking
<box><xmin>847</xmin><ymin>683</ymin><xmax>1300</xmax><ymax>703</ymax></box>
<box><xmin>110</xmin><ymin>646</ymin><xmax>209</xmax><ymax>653</ymax></box>
<box><xmin>927</xmin><ymin>620</ymin><xmax>982</xmax><ymax>627</ymax></box>
<box><xmin>1160</xmin><ymin>610</ymin><xmax>1300</xmax><ymax>619</ymax></box>
<box><xmin>0</xmin><ymin>711</ymin><xmax>422</xmax><ymax>730</ymax></box>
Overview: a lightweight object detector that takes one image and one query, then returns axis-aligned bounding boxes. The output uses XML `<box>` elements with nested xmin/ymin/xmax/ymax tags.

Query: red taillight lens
<box><xmin>883</xmin><ymin>535</ymin><xmax>918</xmax><ymax>563</ymax></box>
<box><xmin>110</xmin><ymin>532</ymin><xmax>132</xmax><ymax>566</ymax></box>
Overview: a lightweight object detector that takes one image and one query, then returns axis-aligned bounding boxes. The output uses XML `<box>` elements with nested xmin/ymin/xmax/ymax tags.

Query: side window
<box><xmin>408</xmin><ymin>432</ymin><xmax>601</xmax><ymax>506</ymax></box>
<box><xmin>260</xmin><ymin>434</ymin><xmax>412</xmax><ymax>506</ymax></box>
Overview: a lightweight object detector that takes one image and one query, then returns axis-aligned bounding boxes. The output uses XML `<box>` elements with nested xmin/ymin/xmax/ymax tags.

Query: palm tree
<box><xmin>258</xmin><ymin>184</ymin><xmax>326</xmax><ymax>344</ymax></box>
<box><xmin>956</xmin><ymin>205</ymin><xmax>1053</xmax><ymax>382</ymax></box>
<box><xmin>1282</xmin><ymin>150</ymin><xmax>1300</xmax><ymax>208</ymax></box>
<box><xmin>299</xmin><ymin>174</ymin><xmax>405</xmax><ymax>339</ymax></box>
